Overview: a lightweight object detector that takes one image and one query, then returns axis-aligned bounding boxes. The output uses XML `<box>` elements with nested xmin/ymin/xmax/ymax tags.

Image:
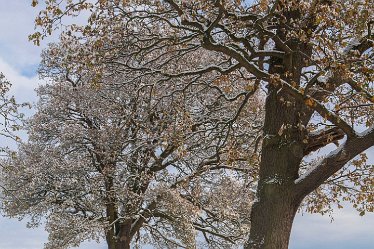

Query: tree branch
<box><xmin>346</xmin><ymin>79</ymin><xmax>374</xmax><ymax>103</ymax></box>
<box><xmin>295</xmin><ymin>126</ymin><xmax>374</xmax><ymax>198</ymax></box>
<box><xmin>280</xmin><ymin>79</ymin><xmax>356</xmax><ymax>137</ymax></box>
<box><xmin>304</xmin><ymin>127</ymin><xmax>345</xmax><ymax>155</ymax></box>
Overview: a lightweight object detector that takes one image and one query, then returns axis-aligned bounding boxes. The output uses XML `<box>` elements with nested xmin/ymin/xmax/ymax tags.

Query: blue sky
<box><xmin>0</xmin><ymin>1</ymin><xmax>372</xmax><ymax>249</ymax></box>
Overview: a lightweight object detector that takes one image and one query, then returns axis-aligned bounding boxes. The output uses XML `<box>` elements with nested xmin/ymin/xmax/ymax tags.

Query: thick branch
<box><xmin>129</xmin><ymin>201</ymin><xmax>157</xmax><ymax>238</ymax></box>
<box><xmin>346</xmin><ymin>79</ymin><xmax>374</xmax><ymax>103</ymax></box>
<box><xmin>201</xmin><ymin>36</ymin><xmax>269</xmax><ymax>79</ymax></box>
<box><xmin>304</xmin><ymin>127</ymin><xmax>345</xmax><ymax>155</ymax></box>
<box><xmin>280</xmin><ymin>79</ymin><xmax>356</xmax><ymax>137</ymax></box>
<box><xmin>295</xmin><ymin>126</ymin><xmax>374</xmax><ymax>198</ymax></box>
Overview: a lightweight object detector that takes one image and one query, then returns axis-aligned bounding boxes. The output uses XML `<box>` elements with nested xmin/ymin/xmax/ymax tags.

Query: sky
<box><xmin>0</xmin><ymin>1</ymin><xmax>372</xmax><ymax>249</ymax></box>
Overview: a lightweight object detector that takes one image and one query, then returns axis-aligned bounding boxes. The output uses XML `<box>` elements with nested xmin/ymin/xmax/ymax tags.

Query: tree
<box><xmin>0</xmin><ymin>73</ymin><xmax>24</xmax><ymax>143</ymax></box>
<box><xmin>20</xmin><ymin>0</ymin><xmax>374</xmax><ymax>248</ymax></box>
<box><xmin>0</xmin><ymin>72</ymin><xmax>27</xmax><ymax>203</ymax></box>
<box><xmin>1</xmin><ymin>44</ymin><xmax>261</xmax><ymax>249</ymax></box>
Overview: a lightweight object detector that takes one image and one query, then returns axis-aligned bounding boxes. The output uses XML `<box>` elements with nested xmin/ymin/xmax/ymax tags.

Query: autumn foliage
<box><xmin>0</xmin><ymin>1</ymin><xmax>373</xmax><ymax>249</ymax></box>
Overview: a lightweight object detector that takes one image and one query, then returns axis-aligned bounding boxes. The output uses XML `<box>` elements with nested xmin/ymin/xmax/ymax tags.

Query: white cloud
<box><xmin>0</xmin><ymin>0</ymin><xmax>88</xmax><ymax>73</ymax></box>
<box><xmin>0</xmin><ymin>1</ymin><xmax>47</xmax><ymax>71</ymax></box>
<box><xmin>0</xmin><ymin>218</ymin><xmax>48</xmax><ymax>249</ymax></box>
<box><xmin>291</xmin><ymin>206</ymin><xmax>374</xmax><ymax>249</ymax></box>
<box><xmin>0</xmin><ymin>217</ymin><xmax>106</xmax><ymax>249</ymax></box>
<box><xmin>0</xmin><ymin>56</ymin><xmax>40</xmax><ymax>148</ymax></box>
<box><xmin>0</xmin><ymin>56</ymin><xmax>40</xmax><ymax>103</ymax></box>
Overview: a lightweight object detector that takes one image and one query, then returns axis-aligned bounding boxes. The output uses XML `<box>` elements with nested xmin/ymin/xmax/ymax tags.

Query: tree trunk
<box><xmin>106</xmin><ymin>230</ymin><xmax>116</xmax><ymax>249</ymax></box>
<box><xmin>105</xmin><ymin>221</ymin><xmax>132</xmax><ymax>249</ymax></box>
<box><xmin>244</xmin><ymin>34</ymin><xmax>307</xmax><ymax>246</ymax></box>
<box><xmin>115</xmin><ymin>220</ymin><xmax>132</xmax><ymax>249</ymax></box>
<box><xmin>245</xmin><ymin>188</ymin><xmax>300</xmax><ymax>249</ymax></box>
<box><xmin>245</xmin><ymin>132</ymin><xmax>303</xmax><ymax>249</ymax></box>
<box><xmin>104</xmin><ymin>172</ymin><xmax>119</xmax><ymax>249</ymax></box>
<box><xmin>244</xmin><ymin>88</ymin><xmax>305</xmax><ymax>248</ymax></box>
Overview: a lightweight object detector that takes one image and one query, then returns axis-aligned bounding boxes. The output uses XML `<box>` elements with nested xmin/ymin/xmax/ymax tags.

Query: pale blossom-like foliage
<box><xmin>0</xmin><ymin>73</ymin><xmax>25</xmax><ymax>144</ymax></box>
<box><xmin>1</xmin><ymin>47</ymin><xmax>260</xmax><ymax>248</ymax></box>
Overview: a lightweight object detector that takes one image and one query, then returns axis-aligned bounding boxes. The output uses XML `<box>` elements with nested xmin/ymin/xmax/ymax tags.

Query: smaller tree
<box><xmin>0</xmin><ymin>49</ymin><xmax>261</xmax><ymax>249</ymax></box>
<box><xmin>0</xmin><ymin>73</ymin><xmax>25</xmax><ymax>143</ymax></box>
<box><xmin>0</xmin><ymin>72</ymin><xmax>28</xmax><ymax>207</ymax></box>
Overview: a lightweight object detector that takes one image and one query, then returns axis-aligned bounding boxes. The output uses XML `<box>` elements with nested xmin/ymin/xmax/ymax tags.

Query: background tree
<box><xmin>0</xmin><ymin>72</ymin><xmax>27</xmax><ymax>209</ymax></box>
<box><xmin>19</xmin><ymin>0</ymin><xmax>374</xmax><ymax>248</ymax></box>
<box><xmin>1</xmin><ymin>42</ymin><xmax>262</xmax><ymax>249</ymax></box>
<box><xmin>0</xmin><ymin>73</ymin><xmax>24</xmax><ymax>143</ymax></box>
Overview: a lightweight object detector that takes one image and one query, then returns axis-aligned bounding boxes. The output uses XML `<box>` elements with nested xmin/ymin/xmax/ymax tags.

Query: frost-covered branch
<box><xmin>295</xmin><ymin>126</ymin><xmax>374</xmax><ymax>197</ymax></box>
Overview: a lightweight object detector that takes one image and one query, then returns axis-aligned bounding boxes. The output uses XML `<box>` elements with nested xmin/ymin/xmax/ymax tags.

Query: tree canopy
<box><xmin>1</xmin><ymin>44</ymin><xmax>262</xmax><ymax>248</ymax></box>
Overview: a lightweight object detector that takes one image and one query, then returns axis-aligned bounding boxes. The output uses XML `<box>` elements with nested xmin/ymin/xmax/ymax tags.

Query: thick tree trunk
<box><xmin>105</xmin><ymin>221</ymin><xmax>132</xmax><ymax>249</ymax></box>
<box><xmin>115</xmin><ymin>221</ymin><xmax>132</xmax><ymax>249</ymax></box>
<box><xmin>106</xmin><ymin>231</ymin><xmax>116</xmax><ymax>249</ymax></box>
<box><xmin>245</xmin><ymin>131</ymin><xmax>303</xmax><ymax>249</ymax></box>
<box><xmin>115</xmin><ymin>237</ymin><xmax>131</xmax><ymax>249</ymax></box>
<box><xmin>244</xmin><ymin>88</ymin><xmax>305</xmax><ymax>248</ymax></box>
<box><xmin>244</xmin><ymin>29</ymin><xmax>307</xmax><ymax>246</ymax></box>
<box><xmin>106</xmin><ymin>232</ymin><xmax>132</xmax><ymax>249</ymax></box>
<box><xmin>245</xmin><ymin>188</ymin><xmax>300</xmax><ymax>249</ymax></box>
<box><xmin>104</xmin><ymin>172</ymin><xmax>119</xmax><ymax>249</ymax></box>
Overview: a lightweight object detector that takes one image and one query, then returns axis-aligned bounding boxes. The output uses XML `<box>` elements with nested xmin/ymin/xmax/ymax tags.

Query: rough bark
<box><xmin>245</xmin><ymin>86</ymin><xmax>304</xmax><ymax>249</ymax></box>
<box><xmin>105</xmin><ymin>220</ymin><xmax>133</xmax><ymax>249</ymax></box>
<box><xmin>245</xmin><ymin>6</ymin><xmax>310</xmax><ymax>247</ymax></box>
<box><xmin>105</xmin><ymin>175</ymin><xmax>119</xmax><ymax>249</ymax></box>
<box><xmin>115</xmin><ymin>221</ymin><xmax>133</xmax><ymax>249</ymax></box>
<box><xmin>244</xmin><ymin>26</ymin><xmax>374</xmax><ymax>249</ymax></box>
<box><xmin>245</xmin><ymin>192</ymin><xmax>299</xmax><ymax>249</ymax></box>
